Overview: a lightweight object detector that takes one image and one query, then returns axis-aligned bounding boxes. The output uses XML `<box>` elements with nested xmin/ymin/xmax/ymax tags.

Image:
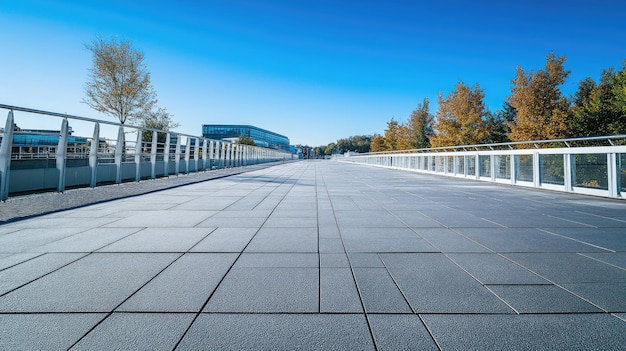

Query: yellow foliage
<box><xmin>431</xmin><ymin>81</ymin><xmax>489</xmax><ymax>147</ymax></box>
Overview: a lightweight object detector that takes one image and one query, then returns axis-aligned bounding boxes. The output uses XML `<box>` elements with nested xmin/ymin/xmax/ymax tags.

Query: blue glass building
<box><xmin>202</xmin><ymin>124</ymin><xmax>290</xmax><ymax>152</ymax></box>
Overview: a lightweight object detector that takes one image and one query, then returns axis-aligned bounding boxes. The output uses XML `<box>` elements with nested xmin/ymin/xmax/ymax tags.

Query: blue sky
<box><xmin>1</xmin><ymin>0</ymin><xmax>626</xmax><ymax>146</ymax></box>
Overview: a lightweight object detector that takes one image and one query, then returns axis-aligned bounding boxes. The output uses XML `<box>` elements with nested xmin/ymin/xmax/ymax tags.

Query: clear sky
<box><xmin>1</xmin><ymin>0</ymin><xmax>626</xmax><ymax>146</ymax></box>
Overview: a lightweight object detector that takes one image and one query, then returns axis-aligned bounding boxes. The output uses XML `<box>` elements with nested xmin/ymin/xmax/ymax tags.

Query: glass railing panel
<box><xmin>447</xmin><ymin>156</ymin><xmax>454</xmax><ymax>173</ymax></box>
<box><xmin>467</xmin><ymin>155</ymin><xmax>476</xmax><ymax>176</ymax></box>
<box><xmin>571</xmin><ymin>154</ymin><xmax>608</xmax><ymax>190</ymax></box>
<box><xmin>540</xmin><ymin>154</ymin><xmax>564</xmax><ymax>185</ymax></box>
<box><xmin>479</xmin><ymin>155</ymin><xmax>491</xmax><ymax>177</ymax></box>
<box><xmin>436</xmin><ymin>156</ymin><xmax>445</xmax><ymax>173</ymax></box>
<box><xmin>495</xmin><ymin>155</ymin><xmax>511</xmax><ymax>179</ymax></box>
<box><xmin>515</xmin><ymin>155</ymin><xmax>533</xmax><ymax>182</ymax></box>
<box><xmin>456</xmin><ymin>155</ymin><xmax>465</xmax><ymax>175</ymax></box>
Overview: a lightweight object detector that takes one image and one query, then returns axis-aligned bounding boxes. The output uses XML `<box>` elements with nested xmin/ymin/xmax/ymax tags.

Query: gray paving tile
<box><xmin>422</xmin><ymin>314</ymin><xmax>626</xmax><ymax>350</ymax></box>
<box><xmin>0</xmin><ymin>253</ymin><xmax>178</xmax><ymax>312</ymax></box>
<box><xmin>380</xmin><ymin>253</ymin><xmax>513</xmax><ymax>313</ymax></box>
<box><xmin>235</xmin><ymin>253</ymin><xmax>318</xmax><ymax>267</ymax></box>
<box><xmin>354</xmin><ymin>268</ymin><xmax>412</xmax><ymax>313</ymax></box>
<box><xmin>418</xmin><ymin>210</ymin><xmax>501</xmax><ymax>228</ymax></box>
<box><xmin>245</xmin><ymin>227</ymin><xmax>318</xmax><ymax>252</ymax></box>
<box><xmin>117</xmin><ymin>253</ymin><xmax>237</xmax><ymax>312</ymax></box>
<box><xmin>349</xmin><ymin>253</ymin><xmax>384</xmax><ymax>267</ymax></box>
<box><xmin>197</xmin><ymin>213</ymin><xmax>268</xmax><ymax>227</ymax></box>
<box><xmin>343</xmin><ymin>236</ymin><xmax>437</xmax><ymax>253</ymax></box>
<box><xmin>190</xmin><ymin>227</ymin><xmax>257</xmax><ymax>252</ymax></box>
<box><xmin>204</xmin><ymin>267</ymin><xmax>318</xmax><ymax>312</ymax></box>
<box><xmin>504</xmin><ymin>253</ymin><xmax>626</xmax><ymax>283</ymax></box>
<box><xmin>547</xmin><ymin>210</ymin><xmax>626</xmax><ymax>227</ymax></box>
<box><xmin>542</xmin><ymin>227</ymin><xmax>626</xmax><ymax>251</ymax></box>
<box><xmin>455</xmin><ymin>227</ymin><xmax>605</xmax><ymax>252</ymax></box>
<box><xmin>263</xmin><ymin>216</ymin><xmax>318</xmax><ymax>227</ymax></box>
<box><xmin>488</xmin><ymin>284</ymin><xmax>602</xmax><ymax>313</ymax></box>
<box><xmin>582</xmin><ymin>252</ymin><xmax>626</xmax><ymax>269</ymax></box>
<box><xmin>0</xmin><ymin>253</ymin><xmax>86</xmax><ymax>295</ymax></box>
<box><xmin>447</xmin><ymin>253</ymin><xmax>549</xmax><ymax>284</ymax></box>
<box><xmin>320</xmin><ymin>268</ymin><xmax>362</xmax><ymax>312</ymax></box>
<box><xmin>0</xmin><ymin>227</ymin><xmax>88</xmax><ymax>253</ymax></box>
<box><xmin>368</xmin><ymin>314</ymin><xmax>438</xmax><ymax>351</ymax></box>
<box><xmin>211</xmin><ymin>209</ymin><xmax>273</xmax><ymax>218</ymax></box>
<box><xmin>320</xmin><ymin>253</ymin><xmax>350</xmax><ymax>267</ymax></box>
<box><xmin>98</xmin><ymin>227</ymin><xmax>214</xmax><ymax>252</ymax></box>
<box><xmin>0</xmin><ymin>313</ymin><xmax>106</xmax><ymax>351</ymax></box>
<box><xmin>6</xmin><ymin>216</ymin><xmax>120</xmax><ymax>229</ymax></box>
<box><xmin>104</xmin><ymin>210</ymin><xmax>214</xmax><ymax>227</ymax></box>
<box><xmin>414</xmin><ymin>228</ymin><xmax>490</xmax><ymax>253</ymax></box>
<box><xmin>0</xmin><ymin>252</ymin><xmax>42</xmax><ymax>270</ymax></box>
<box><xmin>335</xmin><ymin>210</ymin><xmax>406</xmax><ymax>228</ymax></box>
<box><xmin>177</xmin><ymin>314</ymin><xmax>374</xmax><ymax>350</ymax></box>
<box><xmin>390</xmin><ymin>211</ymin><xmax>445</xmax><ymax>228</ymax></box>
<box><xmin>70</xmin><ymin>313</ymin><xmax>194</xmax><ymax>350</ymax></box>
<box><xmin>319</xmin><ymin>225</ymin><xmax>340</xmax><ymax>238</ymax></box>
<box><xmin>31</xmin><ymin>227</ymin><xmax>141</xmax><ymax>253</ymax></box>
<box><xmin>561</xmin><ymin>283</ymin><xmax>626</xmax><ymax>312</ymax></box>
<box><xmin>319</xmin><ymin>238</ymin><xmax>345</xmax><ymax>253</ymax></box>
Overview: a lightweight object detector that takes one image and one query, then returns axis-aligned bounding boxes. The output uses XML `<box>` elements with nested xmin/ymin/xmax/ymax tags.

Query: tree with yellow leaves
<box><xmin>507</xmin><ymin>52</ymin><xmax>571</xmax><ymax>141</ymax></box>
<box><xmin>431</xmin><ymin>81</ymin><xmax>489</xmax><ymax>147</ymax></box>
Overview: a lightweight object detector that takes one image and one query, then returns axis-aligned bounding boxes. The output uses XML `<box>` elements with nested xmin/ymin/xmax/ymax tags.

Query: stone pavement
<box><xmin>0</xmin><ymin>160</ymin><xmax>625</xmax><ymax>350</ymax></box>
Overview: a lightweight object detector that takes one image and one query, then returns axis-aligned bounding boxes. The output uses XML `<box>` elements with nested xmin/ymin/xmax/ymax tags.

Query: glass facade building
<box><xmin>202</xmin><ymin>124</ymin><xmax>290</xmax><ymax>152</ymax></box>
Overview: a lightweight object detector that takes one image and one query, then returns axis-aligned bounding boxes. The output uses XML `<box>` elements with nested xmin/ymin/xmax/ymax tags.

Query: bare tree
<box><xmin>83</xmin><ymin>37</ymin><xmax>157</xmax><ymax>124</ymax></box>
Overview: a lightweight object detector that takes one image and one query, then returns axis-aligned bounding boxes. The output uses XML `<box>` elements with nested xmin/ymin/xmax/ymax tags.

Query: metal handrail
<box><xmin>359</xmin><ymin>135</ymin><xmax>626</xmax><ymax>156</ymax></box>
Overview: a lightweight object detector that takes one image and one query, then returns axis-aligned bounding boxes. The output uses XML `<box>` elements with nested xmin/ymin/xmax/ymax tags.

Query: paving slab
<box><xmin>0</xmin><ymin>313</ymin><xmax>106</xmax><ymax>350</ymax></box>
<box><xmin>422</xmin><ymin>314</ymin><xmax>626</xmax><ymax>351</ymax></box>
<box><xmin>0</xmin><ymin>253</ymin><xmax>178</xmax><ymax>312</ymax></box>
<box><xmin>177</xmin><ymin>313</ymin><xmax>374</xmax><ymax>350</ymax></box>
<box><xmin>97</xmin><ymin>227</ymin><xmax>214</xmax><ymax>252</ymax></box>
<box><xmin>380</xmin><ymin>253</ymin><xmax>514</xmax><ymax>313</ymax></box>
<box><xmin>0</xmin><ymin>253</ymin><xmax>86</xmax><ymax>295</ymax></box>
<box><xmin>70</xmin><ymin>313</ymin><xmax>194</xmax><ymax>350</ymax></box>
<box><xmin>368</xmin><ymin>314</ymin><xmax>438</xmax><ymax>351</ymax></box>
<box><xmin>117</xmin><ymin>253</ymin><xmax>237</xmax><ymax>312</ymax></box>
<box><xmin>203</xmin><ymin>267</ymin><xmax>319</xmax><ymax>312</ymax></box>
<box><xmin>320</xmin><ymin>267</ymin><xmax>363</xmax><ymax>312</ymax></box>
<box><xmin>487</xmin><ymin>284</ymin><xmax>602</xmax><ymax>313</ymax></box>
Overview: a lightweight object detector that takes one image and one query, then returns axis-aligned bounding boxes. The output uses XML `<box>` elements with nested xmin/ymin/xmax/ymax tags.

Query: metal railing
<box><xmin>338</xmin><ymin>137</ymin><xmax>626</xmax><ymax>199</ymax></box>
<box><xmin>0</xmin><ymin>104</ymin><xmax>293</xmax><ymax>200</ymax></box>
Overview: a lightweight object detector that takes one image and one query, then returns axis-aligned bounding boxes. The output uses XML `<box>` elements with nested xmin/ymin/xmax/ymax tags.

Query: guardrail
<box><xmin>338</xmin><ymin>137</ymin><xmax>626</xmax><ymax>200</ymax></box>
<box><xmin>0</xmin><ymin>104</ymin><xmax>293</xmax><ymax>200</ymax></box>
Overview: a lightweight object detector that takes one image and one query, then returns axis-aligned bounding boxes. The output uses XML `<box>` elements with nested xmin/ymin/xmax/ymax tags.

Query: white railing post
<box><xmin>533</xmin><ymin>152</ymin><xmax>541</xmax><ymax>187</ymax></box>
<box><xmin>164</xmin><ymin>133</ymin><xmax>171</xmax><ymax>177</ymax></box>
<box><xmin>135</xmin><ymin>129</ymin><xmax>142</xmax><ymax>182</ymax></box>
<box><xmin>56</xmin><ymin>119</ymin><xmax>69</xmax><ymax>192</ymax></box>
<box><xmin>510</xmin><ymin>153</ymin><xmax>516</xmax><ymax>185</ymax></box>
<box><xmin>174</xmin><ymin>135</ymin><xmax>181</xmax><ymax>175</ymax></box>
<box><xmin>201</xmin><ymin>138</ymin><xmax>208</xmax><ymax>171</ymax></box>
<box><xmin>150</xmin><ymin>131</ymin><xmax>157</xmax><ymax>179</ymax></box>
<box><xmin>564</xmin><ymin>154</ymin><xmax>573</xmax><ymax>192</ymax></box>
<box><xmin>608</xmin><ymin>153</ymin><xmax>618</xmax><ymax>197</ymax></box>
<box><xmin>0</xmin><ymin>110</ymin><xmax>15</xmax><ymax>200</ymax></box>
<box><xmin>114</xmin><ymin>126</ymin><xmax>124</xmax><ymax>184</ymax></box>
<box><xmin>89</xmin><ymin>122</ymin><xmax>99</xmax><ymax>187</ymax></box>
<box><xmin>184</xmin><ymin>137</ymin><xmax>191</xmax><ymax>174</ymax></box>
<box><xmin>193</xmin><ymin>138</ymin><xmax>200</xmax><ymax>172</ymax></box>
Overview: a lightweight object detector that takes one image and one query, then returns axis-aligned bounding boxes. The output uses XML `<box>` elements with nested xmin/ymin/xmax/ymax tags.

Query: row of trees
<box><xmin>368</xmin><ymin>53</ymin><xmax>626</xmax><ymax>152</ymax></box>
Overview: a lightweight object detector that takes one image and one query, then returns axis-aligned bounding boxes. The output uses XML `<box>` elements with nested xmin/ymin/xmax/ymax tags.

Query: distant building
<box><xmin>202</xmin><ymin>124</ymin><xmax>290</xmax><ymax>152</ymax></box>
<box><xmin>0</xmin><ymin>124</ymin><xmax>89</xmax><ymax>159</ymax></box>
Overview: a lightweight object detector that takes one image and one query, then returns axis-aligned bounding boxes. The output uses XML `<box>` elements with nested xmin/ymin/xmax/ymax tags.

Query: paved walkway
<box><xmin>1</xmin><ymin>160</ymin><xmax>625</xmax><ymax>350</ymax></box>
